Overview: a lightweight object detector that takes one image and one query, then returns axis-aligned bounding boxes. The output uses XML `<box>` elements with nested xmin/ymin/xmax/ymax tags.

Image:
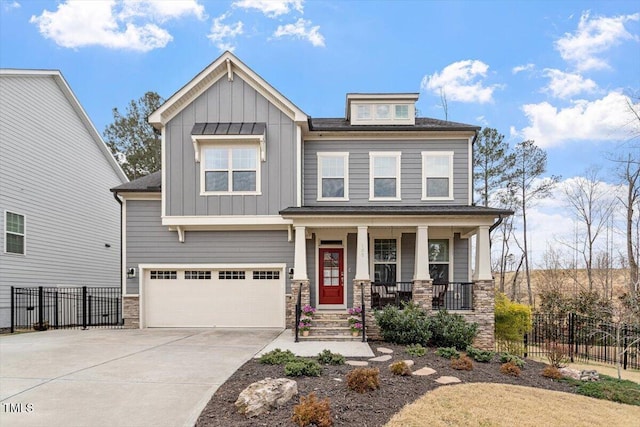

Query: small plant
<box><xmin>298</xmin><ymin>321</ymin><xmax>311</xmax><ymax>332</ymax></box>
<box><xmin>346</xmin><ymin>367</ymin><xmax>380</xmax><ymax>393</ymax></box>
<box><xmin>348</xmin><ymin>306</ymin><xmax>363</xmax><ymax>317</ymax></box>
<box><xmin>292</xmin><ymin>392</ymin><xmax>333</xmax><ymax>427</ymax></box>
<box><xmin>259</xmin><ymin>348</ymin><xmax>297</xmax><ymax>365</ymax></box>
<box><xmin>350</xmin><ymin>322</ymin><xmax>363</xmax><ymax>334</ymax></box>
<box><xmin>285</xmin><ymin>359</ymin><xmax>323</xmax><ymax>377</ymax></box>
<box><xmin>317</xmin><ymin>349</ymin><xmax>345</xmax><ymax>365</ymax></box>
<box><xmin>374</xmin><ymin>302</ymin><xmax>432</xmax><ymax>346</ymax></box>
<box><xmin>406</xmin><ymin>343</ymin><xmax>427</xmax><ymax>357</ymax></box>
<box><xmin>301</xmin><ymin>305</ymin><xmax>316</xmax><ymax>317</ymax></box>
<box><xmin>451</xmin><ymin>355</ymin><xmax>473</xmax><ymax>371</ymax></box>
<box><xmin>500</xmin><ymin>353</ymin><xmax>525</xmax><ymax>368</ymax></box>
<box><xmin>545</xmin><ymin>341</ymin><xmax>569</xmax><ymax>368</ymax></box>
<box><xmin>542</xmin><ymin>365</ymin><xmax>562</xmax><ymax>379</ymax></box>
<box><xmin>436</xmin><ymin>347</ymin><xmax>460</xmax><ymax>359</ymax></box>
<box><xmin>466</xmin><ymin>346</ymin><xmax>494</xmax><ymax>363</ymax></box>
<box><xmin>428</xmin><ymin>310</ymin><xmax>478</xmax><ymax>350</ymax></box>
<box><xmin>500</xmin><ymin>361</ymin><xmax>521</xmax><ymax>377</ymax></box>
<box><xmin>389</xmin><ymin>361</ymin><xmax>412</xmax><ymax>376</ymax></box>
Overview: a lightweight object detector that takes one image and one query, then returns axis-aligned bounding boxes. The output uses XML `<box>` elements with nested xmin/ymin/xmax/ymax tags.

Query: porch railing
<box><xmin>371</xmin><ymin>282</ymin><xmax>412</xmax><ymax>309</ymax></box>
<box><xmin>371</xmin><ymin>281</ymin><xmax>473</xmax><ymax>311</ymax></box>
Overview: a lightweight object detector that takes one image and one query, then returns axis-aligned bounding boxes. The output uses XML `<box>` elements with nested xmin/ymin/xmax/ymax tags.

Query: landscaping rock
<box><xmin>235</xmin><ymin>378</ymin><xmax>298</xmax><ymax>417</ymax></box>
<box><xmin>559</xmin><ymin>367</ymin><xmax>581</xmax><ymax>381</ymax></box>
<box><xmin>369</xmin><ymin>355</ymin><xmax>392</xmax><ymax>362</ymax></box>
<box><xmin>434</xmin><ymin>376</ymin><xmax>462</xmax><ymax>385</ymax></box>
<box><xmin>413</xmin><ymin>367</ymin><xmax>437</xmax><ymax>376</ymax></box>
<box><xmin>377</xmin><ymin>347</ymin><xmax>394</xmax><ymax>354</ymax></box>
<box><xmin>580</xmin><ymin>370</ymin><xmax>599</xmax><ymax>381</ymax></box>
<box><xmin>403</xmin><ymin>360</ymin><xmax>415</xmax><ymax>367</ymax></box>
<box><xmin>346</xmin><ymin>360</ymin><xmax>369</xmax><ymax>366</ymax></box>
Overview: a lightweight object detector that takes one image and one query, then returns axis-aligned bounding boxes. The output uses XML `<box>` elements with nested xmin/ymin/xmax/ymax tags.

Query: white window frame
<box><xmin>200</xmin><ymin>143</ymin><xmax>261</xmax><ymax>195</ymax></box>
<box><xmin>4</xmin><ymin>211</ymin><xmax>25</xmax><ymax>255</ymax></box>
<box><xmin>317</xmin><ymin>152</ymin><xmax>349</xmax><ymax>201</ymax></box>
<box><xmin>351</xmin><ymin>102</ymin><xmax>415</xmax><ymax>125</ymax></box>
<box><xmin>369</xmin><ymin>152</ymin><xmax>401</xmax><ymax>201</ymax></box>
<box><xmin>422</xmin><ymin>151</ymin><xmax>454</xmax><ymax>201</ymax></box>
<box><xmin>371</xmin><ymin>238</ymin><xmax>399</xmax><ymax>284</ymax></box>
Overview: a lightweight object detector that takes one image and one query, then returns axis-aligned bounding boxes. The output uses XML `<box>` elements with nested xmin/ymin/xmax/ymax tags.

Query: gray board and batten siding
<box><xmin>165</xmin><ymin>74</ymin><xmax>297</xmax><ymax>217</ymax></box>
<box><xmin>125</xmin><ymin>200</ymin><xmax>294</xmax><ymax>294</ymax></box>
<box><xmin>303</xmin><ymin>139</ymin><xmax>469</xmax><ymax>206</ymax></box>
<box><xmin>0</xmin><ymin>73</ymin><xmax>125</xmax><ymax>328</ymax></box>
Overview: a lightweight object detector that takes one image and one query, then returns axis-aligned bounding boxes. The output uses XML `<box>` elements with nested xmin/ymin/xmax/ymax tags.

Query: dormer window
<box><xmin>347</xmin><ymin>94</ymin><xmax>418</xmax><ymax>125</ymax></box>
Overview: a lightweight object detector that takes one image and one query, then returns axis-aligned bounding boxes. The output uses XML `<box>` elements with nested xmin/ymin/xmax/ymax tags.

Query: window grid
<box><xmin>253</xmin><ymin>270</ymin><xmax>280</xmax><ymax>280</ymax></box>
<box><xmin>150</xmin><ymin>271</ymin><xmax>177</xmax><ymax>280</ymax></box>
<box><xmin>422</xmin><ymin>152</ymin><xmax>453</xmax><ymax>199</ymax></box>
<box><xmin>428</xmin><ymin>239</ymin><xmax>450</xmax><ymax>285</ymax></box>
<box><xmin>318</xmin><ymin>153</ymin><xmax>348</xmax><ymax>200</ymax></box>
<box><xmin>373</xmin><ymin>239</ymin><xmax>397</xmax><ymax>284</ymax></box>
<box><xmin>370</xmin><ymin>153</ymin><xmax>401</xmax><ymax>200</ymax></box>
<box><xmin>203</xmin><ymin>145</ymin><xmax>258</xmax><ymax>193</ymax></box>
<box><xmin>184</xmin><ymin>271</ymin><xmax>212</xmax><ymax>280</ymax></box>
<box><xmin>5</xmin><ymin>211</ymin><xmax>25</xmax><ymax>255</ymax></box>
<box><xmin>219</xmin><ymin>270</ymin><xmax>246</xmax><ymax>280</ymax></box>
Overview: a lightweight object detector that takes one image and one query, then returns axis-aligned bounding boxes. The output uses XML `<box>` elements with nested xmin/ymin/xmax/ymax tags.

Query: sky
<box><xmin>1</xmin><ymin>0</ymin><xmax>639</xmax><ymax>268</ymax></box>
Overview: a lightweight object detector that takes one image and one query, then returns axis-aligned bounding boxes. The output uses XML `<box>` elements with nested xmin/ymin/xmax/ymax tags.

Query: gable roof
<box><xmin>148</xmin><ymin>51</ymin><xmax>308</xmax><ymax>129</ymax></box>
<box><xmin>0</xmin><ymin>69</ymin><xmax>128</xmax><ymax>184</ymax></box>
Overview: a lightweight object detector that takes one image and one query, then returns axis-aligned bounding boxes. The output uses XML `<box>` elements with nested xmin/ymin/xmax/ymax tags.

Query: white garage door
<box><xmin>143</xmin><ymin>266</ymin><xmax>285</xmax><ymax>328</ymax></box>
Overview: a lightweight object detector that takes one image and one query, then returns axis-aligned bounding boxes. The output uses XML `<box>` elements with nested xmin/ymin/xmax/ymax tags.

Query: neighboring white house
<box><xmin>0</xmin><ymin>69</ymin><xmax>128</xmax><ymax>329</ymax></box>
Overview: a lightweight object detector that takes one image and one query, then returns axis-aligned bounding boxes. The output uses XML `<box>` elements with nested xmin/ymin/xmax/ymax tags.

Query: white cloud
<box><xmin>29</xmin><ymin>0</ymin><xmax>204</xmax><ymax>52</ymax></box>
<box><xmin>273</xmin><ymin>18</ymin><xmax>324</xmax><ymax>47</ymax></box>
<box><xmin>3</xmin><ymin>1</ymin><xmax>20</xmax><ymax>12</ymax></box>
<box><xmin>233</xmin><ymin>0</ymin><xmax>303</xmax><ymax>18</ymax></box>
<box><xmin>518</xmin><ymin>91</ymin><xmax>640</xmax><ymax>148</ymax></box>
<box><xmin>208</xmin><ymin>13</ymin><xmax>244</xmax><ymax>52</ymax></box>
<box><xmin>555</xmin><ymin>11</ymin><xmax>639</xmax><ymax>71</ymax></box>
<box><xmin>543</xmin><ymin>69</ymin><xmax>598</xmax><ymax>99</ymax></box>
<box><xmin>421</xmin><ymin>60</ymin><xmax>501</xmax><ymax>103</ymax></box>
<box><xmin>512</xmin><ymin>63</ymin><xmax>535</xmax><ymax>74</ymax></box>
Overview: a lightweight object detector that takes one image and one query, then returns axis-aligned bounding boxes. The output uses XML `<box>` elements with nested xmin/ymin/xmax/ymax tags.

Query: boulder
<box><xmin>559</xmin><ymin>367</ymin><xmax>581</xmax><ymax>380</ymax></box>
<box><xmin>580</xmin><ymin>369</ymin><xmax>599</xmax><ymax>381</ymax></box>
<box><xmin>235</xmin><ymin>377</ymin><xmax>298</xmax><ymax>417</ymax></box>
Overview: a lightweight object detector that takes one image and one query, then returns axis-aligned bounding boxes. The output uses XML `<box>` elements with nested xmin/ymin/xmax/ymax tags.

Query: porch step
<box><xmin>299</xmin><ymin>309</ymin><xmax>365</xmax><ymax>341</ymax></box>
<box><xmin>299</xmin><ymin>334</ymin><xmax>363</xmax><ymax>342</ymax></box>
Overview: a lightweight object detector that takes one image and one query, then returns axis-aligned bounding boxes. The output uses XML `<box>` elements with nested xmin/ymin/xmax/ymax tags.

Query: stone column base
<box><xmin>412</xmin><ymin>279</ymin><xmax>433</xmax><ymax>313</ymax></box>
<box><xmin>123</xmin><ymin>296</ymin><xmax>139</xmax><ymax>329</ymax></box>
<box><xmin>287</xmin><ymin>280</ymin><xmax>310</xmax><ymax>328</ymax></box>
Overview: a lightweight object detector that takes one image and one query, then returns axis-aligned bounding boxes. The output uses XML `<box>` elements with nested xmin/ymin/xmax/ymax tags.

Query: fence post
<box><xmin>82</xmin><ymin>286</ymin><xmax>88</xmax><ymax>330</ymax></box>
<box><xmin>523</xmin><ymin>332</ymin><xmax>528</xmax><ymax>358</ymax></box>
<box><xmin>38</xmin><ymin>286</ymin><xmax>44</xmax><ymax>331</ymax></box>
<box><xmin>623</xmin><ymin>324</ymin><xmax>628</xmax><ymax>371</ymax></box>
<box><xmin>10</xmin><ymin>286</ymin><xmax>15</xmax><ymax>334</ymax></box>
<box><xmin>568</xmin><ymin>312</ymin><xmax>574</xmax><ymax>363</ymax></box>
<box><xmin>54</xmin><ymin>290</ymin><xmax>59</xmax><ymax>329</ymax></box>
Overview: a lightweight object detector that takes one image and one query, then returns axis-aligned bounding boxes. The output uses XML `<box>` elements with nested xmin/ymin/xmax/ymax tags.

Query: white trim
<box><xmin>3</xmin><ymin>210</ymin><xmax>26</xmax><ymax>256</ymax></box>
<box><xmin>317</xmin><ymin>152</ymin><xmax>349</xmax><ymax>201</ymax></box>
<box><xmin>192</xmin><ymin>134</ymin><xmax>266</xmax><ymax>163</ymax></box>
<box><xmin>286</xmin><ymin>216</ymin><xmax>496</xmax><ymax>228</ymax></box>
<box><xmin>369</xmin><ymin>151</ymin><xmax>402</xmax><ymax>201</ymax></box>
<box><xmin>118</xmin><ymin>193</ymin><xmax>161</xmax><ymax>201</ymax></box>
<box><xmin>161</xmin><ymin>130</ymin><xmax>166</xmax><ymax>218</ymax></box>
<box><xmin>421</xmin><ymin>151</ymin><xmax>454</xmax><ymax>201</ymax></box>
<box><xmin>122</xmin><ymin>200</ymin><xmax>127</xmax><ymax>296</ymax></box>
<box><xmin>304</xmin><ymin>132</ymin><xmax>477</xmax><ymax>141</ymax></box>
<box><xmin>296</xmin><ymin>125</ymin><xmax>302</xmax><ymax>207</ymax></box>
<box><xmin>369</xmin><ymin>231</ymin><xmax>402</xmax><ymax>283</ymax></box>
<box><xmin>468</xmin><ymin>135</ymin><xmax>474</xmax><ymax>205</ymax></box>
<box><xmin>162</xmin><ymin>215</ymin><xmax>292</xmax><ymax>227</ymax></box>
<box><xmin>350</xmin><ymin>101</ymin><xmax>416</xmax><ymax>126</ymax></box>
<box><xmin>199</xmin><ymin>143</ymin><xmax>261</xmax><ymax>196</ymax></box>
<box><xmin>428</xmin><ymin>236</ymin><xmax>454</xmax><ymax>284</ymax></box>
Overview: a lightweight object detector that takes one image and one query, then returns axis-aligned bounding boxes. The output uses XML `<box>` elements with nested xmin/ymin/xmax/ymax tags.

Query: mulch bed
<box><xmin>196</xmin><ymin>342</ymin><xmax>577</xmax><ymax>427</ymax></box>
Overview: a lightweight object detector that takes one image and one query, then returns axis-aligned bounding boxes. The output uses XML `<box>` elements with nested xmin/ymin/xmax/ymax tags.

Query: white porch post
<box><xmin>414</xmin><ymin>225</ymin><xmax>431</xmax><ymax>281</ymax></box>
<box><xmin>293</xmin><ymin>226</ymin><xmax>308</xmax><ymax>281</ymax></box>
<box><xmin>473</xmin><ymin>225</ymin><xmax>492</xmax><ymax>281</ymax></box>
<box><xmin>355</xmin><ymin>226</ymin><xmax>370</xmax><ymax>281</ymax></box>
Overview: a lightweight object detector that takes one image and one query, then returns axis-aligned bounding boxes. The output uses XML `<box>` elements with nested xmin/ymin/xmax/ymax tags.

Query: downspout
<box><xmin>113</xmin><ymin>192</ymin><xmax>123</xmax><ymax>300</ymax></box>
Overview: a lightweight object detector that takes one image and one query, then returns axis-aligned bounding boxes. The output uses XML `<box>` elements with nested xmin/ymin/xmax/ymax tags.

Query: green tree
<box><xmin>104</xmin><ymin>91</ymin><xmax>164</xmax><ymax>180</ymax></box>
<box><xmin>473</xmin><ymin>127</ymin><xmax>515</xmax><ymax>207</ymax></box>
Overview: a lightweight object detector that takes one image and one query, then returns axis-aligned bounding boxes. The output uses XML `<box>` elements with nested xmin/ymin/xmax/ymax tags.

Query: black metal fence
<box><xmin>11</xmin><ymin>286</ymin><xmax>122</xmax><ymax>332</ymax></box>
<box><xmin>525</xmin><ymin>312</ymin><xmax>640</xmax><ymax>370</ymax></box>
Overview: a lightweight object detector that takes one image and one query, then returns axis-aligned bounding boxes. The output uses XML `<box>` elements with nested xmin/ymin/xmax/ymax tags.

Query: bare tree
<box><xmin>510</xmin><ymin>140</ymin><xmax>560</xmax><ymax>305</ymax></box>
<box><xmin>616</xmin><ymin>154</ymin><xmax>640</xmax><ymax>297</ymax></box>
<box><xmin>439</xmin><ymin>88</ymin><xmax>448</xmax><ymax>121</ymax></box>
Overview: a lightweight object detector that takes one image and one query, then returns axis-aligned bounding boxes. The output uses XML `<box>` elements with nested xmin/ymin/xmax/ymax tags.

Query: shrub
<box><xmin>317</xmin><ymin>349</ymin><xmax>345</xmax><ymax>366</ymax></box>
<box><xmin>466</xmin><ymin>346</ymin><xmax>494</xmax><ymax>363</ymax></box>
<box><xmin>574</xmin><ymin>375</ymin><xmax>640</xmax><ymax>406</ymax></box>
<box><xmin>545</xmin><ymin>342</ymin><xmax>569</xmax><ymax>368</ymax></box>
<box><xmin>429</xmin><ymin>310</ymin><xmax>478</xmax><ymax>350</ymax></box>
<box><xmin>500</xmin><ymin>353</ymin><xmax>525</xmax><ymax>368</ymax></box>
<box><xmin>495</xmin><ymin>293</ymin><xmax>531</xmax><ymax>356</ymax></box>
<box><xmin>259</xmin><ymin>348</ymin><xmax>298</xmax><ymax>365</ymax></box>
<box><xmin>451</xmin><ymin>355</ymin><xmax>473</xmax><ymax>371</ymax></box>
<box><xmin>292</xmin><ymin>392</ymin><xmax>333</xmax><ymax>427</ymax></box>
<box><xmin>406</xmin><ymin>343</ymin><xmax>427</xmax><ymax>357</ymax></box>
<box><xmin>436</xmin><ymin>347</ymin><xmax>460</xmax><ymax>359</ymax></box>
<box><xmin>541</xmin><ymin>365</ymin><xmax>562</xmax><ymax>379</ymax></box>
<box><xmin>374</xmin><ymin>302</ymin><xmax>432</xmax><ymax>346</ymax></box>
<box><xmin>500</xmin><ymin>361</ymin><xmax>521</xmax><ymax>377</ymax></box>
<box><xmin>389</xmin><ymin>361</ymin><xmax>412</xmax><ymax>376</ymax></box>
<box><xmin>285</xmin><ymin>360</ymin><xmax>322</xmax><ymax>377</ymax></box>
<box><xmin>346</xmin><ymin>368</ymin><xmax>380</xmax><ymax>393</ymax></box>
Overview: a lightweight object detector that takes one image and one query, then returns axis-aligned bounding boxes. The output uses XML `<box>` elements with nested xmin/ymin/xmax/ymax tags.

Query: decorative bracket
<box><xmin>176</xmin><ymin>226</ymin><xmax>185</xmax><ymax>243</ymax></box>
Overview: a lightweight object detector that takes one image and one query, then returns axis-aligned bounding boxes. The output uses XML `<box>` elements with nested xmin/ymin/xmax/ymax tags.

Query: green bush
<box><xmin>317</xmin><ymin>349</ymin><xmax>345</xmax><ymax>365</ymax></box>
<box><xmin>436</xmin><ymin>347</ymin><xmax>460</xmax><ymax>359</ymax></box>
<box><xmin>500</xmin><ymin>353</ymin><xmax>525</xmax><ymax>368</ymax></box>
<box><xmin>405</xmin><ymin>343</ymin><xmax>427</xmax><ymax>357</ymax></box>
<box><xmin>259</xmin><ymin>348</ymin><xmax>298</xmax><ymax>365</ymax></box>
<box><xmin>428</xmin><ymin>310</ymin><xmax>478</xmax><ymax>350</ymax></box>
<box><xmin>374</xmin><ymin>302</ymin><xmax>432</xmax><ymax>346</ymax></box>
<box><xmin>466</xmin><ymin>346</ymin><xmax>494</xmax><ymax>363</ymax></box>
<box><xmin>285</xmin><ymin>359</ymin><xmax>323</xmax><ymax>377</ymax></box>
<box><xmin>572</xmin><ymin>375</ymin><xmax>640</xmax><ymax>406</ymax></box>
<box><xmin>495</xmin><ymin>293</ymin><xmax>531</xmax><ymax>357</ymax></box>
<box><xmin>389</xmin><ymin>361</ymin><xmax>412</xmax><ymax>376</ymax></box>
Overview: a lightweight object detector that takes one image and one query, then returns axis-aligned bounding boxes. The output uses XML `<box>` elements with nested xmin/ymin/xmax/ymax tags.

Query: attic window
<box><xmin>350</xmin><ymin>102</ymin><xmax>415</xmax><ymax>125</ymax></box>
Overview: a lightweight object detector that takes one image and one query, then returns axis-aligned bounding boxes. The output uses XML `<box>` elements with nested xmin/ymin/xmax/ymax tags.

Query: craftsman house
<box><xmin>111</xmin><ymin>52</ymin><xmax>511</xmax><ymax>348</ymax></box>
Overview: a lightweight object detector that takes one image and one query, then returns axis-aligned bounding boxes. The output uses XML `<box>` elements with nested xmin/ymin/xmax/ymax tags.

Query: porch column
<box><xmin>293</xmin><ymin>226</ymin><xmax>308</xmax><ymax>281</ymax></box>
<box><xmin>414</xmin><ymin>225</ymin><xmax>431</xmax><ymax>281</ymax></box>
<box><xmin>473</xmin><ymin>226</ymin><xmax>492</xmax><ymax>281</ymax></box>
<box><xmin>355</xmin><ymin>226</ymin><xmax>369</xmax><ymax>281</ymax></box>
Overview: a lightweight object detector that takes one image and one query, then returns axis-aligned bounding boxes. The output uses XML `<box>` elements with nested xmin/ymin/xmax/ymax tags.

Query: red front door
<box><xmin>319</xmin><ymin>248</ymin><xmax>344</xmax><ymax>305</ymax></box>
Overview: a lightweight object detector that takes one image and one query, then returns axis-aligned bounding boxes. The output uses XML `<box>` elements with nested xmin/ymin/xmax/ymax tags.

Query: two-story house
<box><xmin>111</xmin><ymin>52</ymin><xmax>511</xmax><ymax>348</ymax></box>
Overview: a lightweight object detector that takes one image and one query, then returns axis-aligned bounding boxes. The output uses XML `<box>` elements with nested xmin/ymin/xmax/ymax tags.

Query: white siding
<box><xmin>0</xmin><ymin>73</ymin><xmax>125</xmax><ymax>328</ymax></box>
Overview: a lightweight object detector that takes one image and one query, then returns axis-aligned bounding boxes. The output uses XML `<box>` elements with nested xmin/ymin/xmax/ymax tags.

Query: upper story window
<box><xmin>201</xmin><ymin>145</ymin><xmax>260</xmax><ymax>195</ymax></box>
<box><xmin>370</xmin><ymin>152</ymin><xmax>401</xmax><ymax>200</ymax></box>
<box><xmin>347</xmin><ymin>94</ymin><xmax>418</xmax><ymax>125</ymax></box>
<box><xmin>317</xmin><ymin>153</ymin><xmax>349</xmax><ymax>201</ymax></box>
<box><xmin>422</xmin><ymin>151</ymin><xmax>454</xmax><ymax>200</ymax></box>
<box><xmin>4</xmin><ymin>211</ymin><xmax>25</xmax><ymax>255</ymax></box>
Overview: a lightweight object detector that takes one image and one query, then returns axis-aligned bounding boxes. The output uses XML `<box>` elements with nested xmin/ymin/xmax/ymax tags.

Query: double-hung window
<box><xmin>202</xmin><ymin>145</ymin><xmax>259</xmax><ymax>194</ymax></box>
<box><xmin>422</xmin><ymin>151</ymin><xmax>453</xmax><ymax>200</ymax></box>
<box><xmin>5</xmin><ymin>211</ymin><xmax>25</xmax><ymax>255</ymax></box>
<box><xmin>370</xmin><ymin>152</ymin><xmax>401</xmax><ymax>200</ymax></box>
<box><xmin>373</xmin><ymin>239</ymin><xmax>397</xmax><ymax>283</ymax></box>
<box><xmin>317</xmin><ymin>153</ymin><xmax>348</xmax><ymax>200</ymax></box>
<box><xmin>428</xmin><ymin>239</ymin><xmax>450</xmax><ymax>284</ymax></box>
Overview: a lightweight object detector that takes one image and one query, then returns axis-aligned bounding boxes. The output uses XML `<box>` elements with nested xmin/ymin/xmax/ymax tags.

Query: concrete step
<box><xmin>299</xmin><ymin>334</ymin><xmax>363</xmax><ymax>342</ymax></box>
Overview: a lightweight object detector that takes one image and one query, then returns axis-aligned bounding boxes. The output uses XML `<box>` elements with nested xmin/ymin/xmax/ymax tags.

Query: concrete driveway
<box><xmin>0</xmin><ymin>328</ymin><xmax>281</xmax><ymax>427</ymax></box>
